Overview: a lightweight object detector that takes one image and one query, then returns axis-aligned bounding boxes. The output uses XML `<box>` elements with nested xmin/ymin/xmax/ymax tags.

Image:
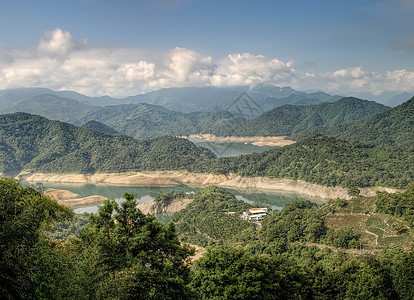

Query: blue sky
<box><xmin>0</xmin><ymin>0</ymin><xmax>413</xmax><ymax>98</ymax></box>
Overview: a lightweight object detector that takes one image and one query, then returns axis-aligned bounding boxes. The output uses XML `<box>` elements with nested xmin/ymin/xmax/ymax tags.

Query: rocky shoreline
<box><xmin>18</xmin><ymin>171</ymin><xmax>399</xmax><ymax>200</ymax></box>
<box><xmin>43</xmin><ymin>188</ymin><xmax>108</xmax><ymax>207</ymax></box>
<box><xmin>178</xmin><ymin>134</ymin><xmax>296</xmax><ymax>147</ymax></box>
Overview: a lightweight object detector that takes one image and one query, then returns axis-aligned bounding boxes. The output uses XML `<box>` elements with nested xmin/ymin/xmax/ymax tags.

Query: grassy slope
<box><xmin>322</xmin><ymin>196</ymin><xmax>413</xmax><ymax>250</ymax></box>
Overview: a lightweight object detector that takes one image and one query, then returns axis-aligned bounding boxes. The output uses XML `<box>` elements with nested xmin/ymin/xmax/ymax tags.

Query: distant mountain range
<box><xmin>0</xmin><ymin>85</ymin><xmax>343</xmax><ymax>114</ymax></box>
<box><xmin>0</xmin><ymin>86</ymin><xmax>412</xmax><ymax>146</ymax></box>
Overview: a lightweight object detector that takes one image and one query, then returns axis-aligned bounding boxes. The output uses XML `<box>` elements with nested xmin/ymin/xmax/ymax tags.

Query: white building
<box><xmin>242</xmin><ymin>208</ymin><xmax>268</xmax><ymax>222</ymax></box>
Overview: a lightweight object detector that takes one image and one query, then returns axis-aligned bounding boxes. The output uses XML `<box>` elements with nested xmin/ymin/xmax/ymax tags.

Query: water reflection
<box><xmin>41</xmin><ymin>182</ymin><xmax>325</xmax><ymax>214</ymax></box>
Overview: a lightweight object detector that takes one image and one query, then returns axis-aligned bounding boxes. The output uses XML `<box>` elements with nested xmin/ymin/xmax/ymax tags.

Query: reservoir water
<box><xmin>41</xmin><ymin>182</ymin><xmax>326</xmax><ymax>215</ymax></box>
<box><xmin>41</xmin><ymin>142</ymin><xmax>322</xmax><ymax>216</ymax></box>
<box><xmin>189</xmin><ymin>139</ymin><xmax>277</xmax><ymax>157</ymax></box>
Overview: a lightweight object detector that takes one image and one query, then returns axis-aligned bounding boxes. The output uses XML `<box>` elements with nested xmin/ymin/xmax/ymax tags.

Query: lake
<box><xmin>189</xmin><ymin>138</ymin><xmax>277</xmax><ymax>157</ymax></box>
<box><xmin>41</xmin><ymin>182</ymin><xmax>326</xmax><ymax>215</ymax></box>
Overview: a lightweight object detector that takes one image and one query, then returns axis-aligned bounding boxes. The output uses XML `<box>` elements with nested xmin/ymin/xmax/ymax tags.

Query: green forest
<box><xmin>1</xmin><ymin>178</ymin><xmax>413</xmax><ymax>299</ymax></box>
<box><xmin>1</xmin><ymin>113</ymin><xmax>414</xmax><ymax>190</ymax></box>
<box><xmin>0</xmin><ymin>112</ymin><xmax>215</xmax><ymax>175</ymax></box>
<box><xmin>191</xmin><ymin>135</ymin><xmax>414</xmax><ymax>189</ymax></box>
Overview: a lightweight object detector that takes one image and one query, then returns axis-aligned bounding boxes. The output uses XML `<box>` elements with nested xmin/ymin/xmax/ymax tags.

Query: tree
<box><xmin>79</xmin><ymin>194</ymin><xmax>194</xmax><ymax>299</ymax></box>
<box><xmin>0</xmin><ymin>177</ymin><xmax>82</xmax><ymax>299</ymax></box>
<box><xmin>190</xmin><ymin>248</ymin><xmax>309</xmax><ymax>299</ymax></box>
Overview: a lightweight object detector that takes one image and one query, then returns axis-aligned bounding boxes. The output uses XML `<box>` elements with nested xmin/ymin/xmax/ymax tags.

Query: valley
<box><xmin>1</xmin><ymin>86</ymin><xmax>413</xmax><ymax>299</ymax></box>
<box><xmin>181</xmin><ymin>134</ymin><xmax>296</xmax><ymax>147</ymax></box>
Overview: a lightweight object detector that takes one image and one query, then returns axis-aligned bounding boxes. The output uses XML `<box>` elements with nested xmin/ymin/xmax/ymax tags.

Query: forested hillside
<box><xmin>1</xmin><ymin>179</ymin><xmax>413</xmax><ymax>299</ymax></box>
<box><xmin>331</xmin><ymin>96</ymin><xmax>414</xmax><ymax>146</ymax></box>
<box><xmin>4</xmin><ymin>94</ymin><xmax>99</xmax><ymax>123</ymax></box>
<box><xmin>80</xmin><ymin>120</ymin><xmax>120</xmax><ymax>135</ymax></box>
<box><xmin>212</xmin><ymin>97</ymin><xmax>389</xmax><ymax>137</ymax></box>
<box><xmin>0</xmin><ymin>113</ymin><xmax>215</xmax><ymax>175</ymax></box>
<box><xmin>1</xmin><ymin>113</ymin><xmax>413</xmax><ymax>189</ymax></box>
<box><xmin>172</xmin><ymin>186</ymin><xmax>255</xmax><ymax>246</ymax></box>
<box><xmin>291</xmin><ymin>96</ymin><xmax>414</xmax><ymax>146</ymax></box>
<box><xmin>191</xmin><ymin>135</ymin><xmax>414</xmax><ymax>189</ymax></box>
<box><xmin>2</xmin><ymin>89</ymin><xmax>395</xmax><ymax>141</ymax></box>
<box><xmin>76</xmin><ymin>103</ymin><xmax>239</xmax><ymax>139</ymax></box>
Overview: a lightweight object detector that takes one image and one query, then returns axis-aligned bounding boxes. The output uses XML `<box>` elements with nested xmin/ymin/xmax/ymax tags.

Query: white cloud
<box><xmin>0</xmin><ymin>28</ymin><xmax>413</xmax><ymax>97</ymax></box>
<box><xmin>167</xmin><ymin>47</ymin><xmax>213</xmax><ymax>82</ymax></box>
<box><xmin>37</xmin><ymin>28</ymin><xmax>76</xmax><ymax>59</ymax></box>
<box><xmin>211</xmin><ymin>53</ymin><xmax>295</xmax><ymax>87</ymax></box>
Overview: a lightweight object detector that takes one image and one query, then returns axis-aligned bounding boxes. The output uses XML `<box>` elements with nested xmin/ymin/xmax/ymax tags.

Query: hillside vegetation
<box><xmin>0</xmin><ymin>112</ymin><xmax>215</xmax><ymax>175</ymax></box>
<box><xmin>80</xmin><ymin>120</ymin><xmax>120</xmax><ymax>135</ymax></box>
<box><xmin>3</xmin><ymin>179</ymin><xmax>414</xmax><ymax>299</ymax></box>
<box><xmin>1</xmin><ymin>112</ymin><xmax>413</xmax><ymax>190</ymax></box>
<box><xmin>76</xmin><ymin>103</ymin><xmax>238</xmax><ymax>139</ymax></box>
<box><xmin>331</xmin><ymin>96</ymin><xmax>414</xmax><ymax>146</ymax></box>
<box><xmin>192</xmin><ymin>135</ymin><xmax>414</xmax><ymax>189</ymax></box>
<box><xmin>172</xmin><ymin>186</ymin><xmax>255</xmax><ymax>246</ymax></box>
<box><xmin>291</xmin><ymin>96</ymin><xmax>414</xmax><ymax>146</ymax></box>
<box><xmin>212</xmin><ymin>97</ymin><xmax>389</xmax><ymax>137</ymax></box>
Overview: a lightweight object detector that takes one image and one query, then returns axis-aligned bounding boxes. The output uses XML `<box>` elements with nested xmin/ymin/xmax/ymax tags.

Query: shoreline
<box><xmin>178</xmin><ymin>134</ymin><xmax>296</xmax><ymax>147</ymax></box>
<box><xmin>17</xmin><ymin>171</ymin><xmax>399</xmax><ymax>200</ymax></box>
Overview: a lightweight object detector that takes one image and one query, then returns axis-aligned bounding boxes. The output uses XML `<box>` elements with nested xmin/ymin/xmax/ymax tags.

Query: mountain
<box><xmin>384</xmin><ymin>92</ymin><xmax>414</xmax><ymax>107</ymax></box>
<box><xmin>0</xmin><ymin>85</ymin><xmax>344</xmax><ymax>114</ymax></box>
<box><xmin>0</xmin><ymin>112</ymin><xmax>215</xmax><ymax>176</ymax></box>
<box><xmin>212</xmin><ymin>97</ymin><xmax>389</xmax><ymax>137</ymax></box>
<box><xmin>0</xmin><ymin>87</ymin><xmax>120</xmax><ymax>110</ymax></box>
<box><xmin>192</xmin><ymin>135</ymin><xmax>414</xmax><ymax>189</ymax></box>
<box><xmin>81</xmin><ymin>120</ymin><xmax>120</xmax><ymax>135</ymax></box>
<box><xmin>330</xmin><ymin>96</ymin><xmax>414</xmax><ymax>146</ymax></box>
<box><xmin>4</xmin><ymin>94</ymin><xmax>99</xmax><ymax>123</ymax></box>
<box><xmin>124</xmin><ymin>85</ymin><xmax>343</xmax><ymax>113</ymax></box>
<box><xmin>77</xmin><ymin>103</ymin><xmax>238</xmax><ymax>139</ymax></box>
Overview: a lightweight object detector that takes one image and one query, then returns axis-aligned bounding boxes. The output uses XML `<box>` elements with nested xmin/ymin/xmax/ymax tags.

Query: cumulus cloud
<box><xmin>37</xmin><ymin>28</ymin><xmax>81</xmax><ymax>59</ymax></box>
<box><xmin>211</xmin><ymin>53</ymin><xmax>295</xmax><ymax>87</ymax></box>
<box><xmin>0</xmin><ymin>28</ymin><xmax>413</xmax><ymax>97</ymax></box>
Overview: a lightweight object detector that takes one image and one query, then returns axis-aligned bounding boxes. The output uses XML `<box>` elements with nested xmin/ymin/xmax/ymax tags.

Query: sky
<box><xmin>0</xmin><ymin>0</ymin><xmax>413</xmax><ymax>99</ymax></box>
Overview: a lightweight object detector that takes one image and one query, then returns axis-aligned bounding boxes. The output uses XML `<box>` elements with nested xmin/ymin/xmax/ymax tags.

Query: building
<box><xmin>242</xmin><ymin>208</ymin><xmax>268</xmax><ymax>222</ymax></box>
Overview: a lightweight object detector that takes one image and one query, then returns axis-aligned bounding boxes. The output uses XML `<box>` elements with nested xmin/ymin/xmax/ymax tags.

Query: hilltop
<box><xmin>192</xmin><ymin>135</ymin><xmax>414</xmax><ymax>189</ymax></box>
<box><xmin>0</xmin><ymin>85</ymin><xmax>342</xmax><ymax>113</ymax></box>
<box><xmin>0</xmin><ymin>112</ymin><xmax>215</xmax><ymax>175</ymax></box>
<box><xmin>331</xmin><ymin>96</ymin><xmax>414</xmax><ymax>146</ymax></box>
<box><xmin>212</xmin><ymin>97</ymin><xmax>389</xmax><ymax>137</ymax></box>
<box><xmin>1</xmin><ymin>113</ymin><xmax>413</xmax><ymax>191</ymax></box>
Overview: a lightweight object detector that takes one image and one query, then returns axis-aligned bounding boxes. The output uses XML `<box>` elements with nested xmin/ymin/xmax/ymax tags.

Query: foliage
<box><xmin>1</xmin><ymin>113</ymin><xmax>413</xmax><ymax>190</ymax></box>
<box><xmin>78</xmin><ymin>193</ymin><xmax>194</xmax><ymax>299</ymax></box>
<box><xmin>213</xmin><ymin>97</ymin><xmax>388</xmax><ymax>137</ymax></box>
<box><xmin>1</xmin><ymin>177</ymin><xmax>414</xmax><ymax>299</ymax></box>
<box><xmin>48</xmin><ymin>212</ymin><xmax>90</xmax><ymax>240</ymax></box>
<box><xmin>347</xmin><ymin>187</ymin><xmax>360</xmax><ymax>198</ymax></box>
<box><xmin>324</xmin><ymin>226</ymin><xmax>360</xmax><ymax>248</ymax></box>
<box><xmin>192</xmin><ymin>135</ymin><xmax>414</xmax><ymax>189</ymax></box>
<box><xmin>190</xmin><ymin>248</ymin><xmax>309</xmax><ymax>300</ymax></box>
<box><xmin>376</xmin><ymin>184</ymin><xmax>414</xmax><ymax>226</ymax></box>
<box><xmin>173</xmin><ymin>186</ymin><xmax>255</xmax><ymax>246</ymax></box>
<box><xmin>0</xmin><ymin>177</ymin><xmax>83</xmax><ymax>299</ymax></box>
<box><xmin>0</xmin><ymin>112</ymin><xmax>215</xmax><ymax>174</ymax></box>
<box><xmin>329</xmin><ymin>96</ymin><xmax>414</xmax><ymax>146</ymax></box>
<box><xmin>154</xmin><ymin>190</ymin><xmax>192</xmax><ymax>203</ymax></box>
<box><xmin>81</xmin><ymin>120</ymin><xmax>120</xmax><ymax>135</ymax></box>
<box><xmin>259</xmin><ymin>201</ymin><xmax>326</xmax><ymax>252</ymax></box>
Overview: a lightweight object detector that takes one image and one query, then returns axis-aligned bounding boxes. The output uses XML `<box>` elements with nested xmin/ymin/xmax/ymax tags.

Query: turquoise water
<box><xmin>41</xmin><ymin>182</ymin><xmax>325</xmax><ymax>215</ymax></box>
<box><xmin>189</xmin><ymin>139</ymin><xmax>277</xmax><ymax>157</ymax></box>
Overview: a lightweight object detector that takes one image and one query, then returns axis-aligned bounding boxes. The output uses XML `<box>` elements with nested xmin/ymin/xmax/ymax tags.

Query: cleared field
<box><xmin>322</xmin><ymin>196</ymin><xmax>413</xmax><ymax>250</ymax></box>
